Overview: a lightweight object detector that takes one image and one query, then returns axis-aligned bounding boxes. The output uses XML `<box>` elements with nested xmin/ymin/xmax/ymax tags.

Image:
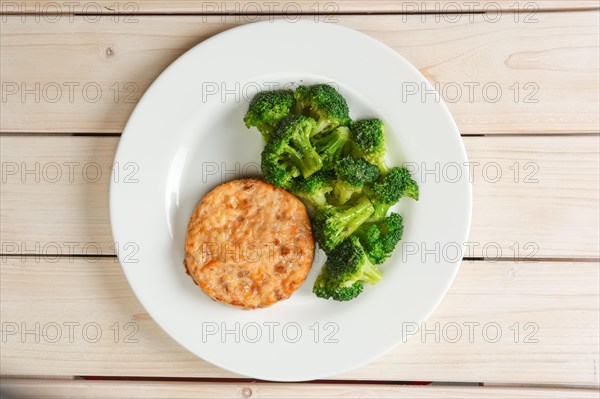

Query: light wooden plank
<box><xmin>0</xmin><ymin>258</ymin><xmax>598</xmax><ymax>384</ymax></box>
<box><xmin>468</xmin><ymin>135</ymin><xmax>600</xmax><ymax>259</ymax></box>
<box><xmin>2</xmin><ymin>135</ymin><xmax>598</xmax><ymax>258</ymax></box>
<box><xmin>1</xmin><ymin>12</ymin><xmax>598</xmax><ymax>134</ymax></box>
<box><xmin>1</xmin><ymin>0</ymin><xmax>598</xmax><ymax>14</ymax></box>
<box><xmin>0</xmin><ymin>137</ymin><xmax>115</xmax><ymax>256</ymax></box>
<box><xmin>0</xmin><ymin>379</ymin><xmax>598</xmax><ymax>399</ymax></box>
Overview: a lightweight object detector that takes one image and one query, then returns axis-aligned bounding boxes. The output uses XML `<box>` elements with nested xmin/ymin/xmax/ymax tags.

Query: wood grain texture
<box><xmin>1</xmin><ymin>0</ymin><xmax>598</xmax><ymax>14</ymax></box>
<box><xmin>1</xmin><ymin>379</ymin><xmax>599</xmax><ymax>399</ymax></box>
<box><xmin>468</xmin><ymin>135</ymin><xmax>600</xmax><ymax>259</ymax></box>
<box><xmin>2</xmin><ymin>135</ymin><xmax>598</xmax><ymax>258</ymax></box>
<box><xmin>0</xmin><ymin>258</ymin><xmax>598</xmax><ymax>385</ymax></box>
<box><xmin>1</xmin><ymin>12</ymin><xmax>598</xmax><ymax>134</ymax></box>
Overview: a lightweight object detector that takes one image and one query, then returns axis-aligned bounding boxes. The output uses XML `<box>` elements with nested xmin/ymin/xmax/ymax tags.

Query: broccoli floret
<box><xmin>294</xmin><ymin>84</ymin><xmax>350</xmax><ymax>135</ymax></box>
<box><xmin>332</xmin><ymin>156</ymin><xmax>379</xmax><ymax>205</ymax></box>
<box><xmin>355</xmin><ymin>213</ymin><xmax>404</xmax><ymax>264</ymax></box>
<box><xmin>369</xmin><ymin>167</ymin><xmax>419</xmax><ymax>220</ymax></box>
<box><xmin>290</xmin><ymin>170</ymin><xmax>335</xmax><ymax>207</ymax></box>
<box><xmin>313</xmin><ymin>267</ymin><xmax>363</xmax><ymax>301</ymax></box>
<box><xmin>261</xmin><ymin>150</ymin><xmax>300</xmax><ymax>189</ymax></box>
<box><xmin>266</xmin><ymin>115</ymin><xmax>323</xmax><ymax>180</ymax></box>
<box><xmin>244</xmin><ymin>90</ymin><xmax>295</xmax><ymax>142</ymax></box>
<box><xmin>312</xmin><ymin>197</ymin><xmax>374</xmax><ymax>253</ymax></box>
<box><xmin>350</xmin><ymin>119</ymin><xmax>387</xmax><ymax>172</ymax></box>
<box><xmin>325</xmin><ymin>236</ymin><xmax>382</xmax><ymax>286</ymax></box>
<box><xmin>312</xmin><ymin>126</ymin><xmax>350</xmax><ymax>168</ymax></box>
<box><xmin>313</xmin><ymin>235</ymin><xmax>383</xmax><ymax>302</ymax></box>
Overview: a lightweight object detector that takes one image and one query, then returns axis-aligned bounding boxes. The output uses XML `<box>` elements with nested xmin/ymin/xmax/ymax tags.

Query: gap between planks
<box><xmin>3</xmin><ymin>133</ymin><xmax>600</xmax><ymax>137</ymax></box>
<box><xmin>0</xmin><ymin>379</ymin><xmax>598</xmax><ymax>399</ymax></box>
<box><xmin>3</xmin><ymin>10</ymin><xmax>599</xmax><ymax>16</ymax></box>
<box><xmin>0</xmin><ymin>0</ymin><xmax>598</xmax><ymax>14</ymax></box>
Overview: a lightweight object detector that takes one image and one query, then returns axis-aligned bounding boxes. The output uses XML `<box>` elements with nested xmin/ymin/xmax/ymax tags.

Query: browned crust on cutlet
<box><xmin>184</xmin><ymin>179</ymin><xmax>314</xmax><ymax>309</ymax></box>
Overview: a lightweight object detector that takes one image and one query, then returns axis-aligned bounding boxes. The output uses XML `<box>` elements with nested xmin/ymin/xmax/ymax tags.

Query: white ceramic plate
<box><xmin>110</xmin><ymin>20</ymin><xmax>472</xmax><ymax>382</ymax></box>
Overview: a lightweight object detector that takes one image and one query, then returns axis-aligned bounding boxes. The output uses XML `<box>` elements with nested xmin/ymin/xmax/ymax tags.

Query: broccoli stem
<box><xmin>313</xmin><ymin>119</ymin><xmax>330</xmax><ymax>135</ymax></box>
<box><xmin>371</xmin><ymin>203</ymin><xmax>391</xmax><ymax>221</ymax></box>
<box><xmin>338</xmin><ymin>198</ymin><xmax>375</xmax><ymax>238</ymax></box>
<box><xmin>310</xmin><ymin>191</ymin><xmax>329</xmax><ymax>207</ymax></box>
<box><xmin>333</xmin><ymin>181</ymin><xmax>357</xmax><ymax>205</ymax></box>
<box><xmin>376</xmin><ymin>159</ymin><xmax>389</xmax><ymax>174</ymax></box>
<box><xmin>361</xmin><ymin>260</ymin><xmax>383</xmax><ymax>285</ymax></box>
<box><xmin>296</xmin><ymin>186</ymin><xmax>331</xmax><ymax>208</ymax></box>
<box><xmin>260</xmin><ymin>131</ymin><xmax>270</xmax><ymax>143</ymax></box>
<box><xmin>403</xmin><ymin>184</ymin><xmax>419</xmax><ymax>200</ymax></box>
<box><xmin>286</xmin><ymin>140</ymin><xmax>323</xmax><ymax>179</ymax></box>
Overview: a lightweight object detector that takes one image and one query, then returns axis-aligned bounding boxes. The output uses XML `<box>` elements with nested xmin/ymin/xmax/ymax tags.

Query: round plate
<box><xmin>110</xmin><ymin>20</ymin><xmax>472</xmax><ymax>382</ymax></box>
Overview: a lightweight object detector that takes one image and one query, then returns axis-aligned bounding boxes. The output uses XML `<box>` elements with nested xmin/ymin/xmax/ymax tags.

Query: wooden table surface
<box><xmin>1</xmin><ymin>2</ymin><xmax>599</xmax><ymax>398</ymax></box>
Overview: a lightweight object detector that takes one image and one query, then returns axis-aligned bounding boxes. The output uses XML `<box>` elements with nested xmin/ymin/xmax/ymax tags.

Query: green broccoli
<box><xmin>261</xmin><ymin>150</ymin><xmax>300</xmax><ymax>189</ymax></box>
<box><xmin>332</xmin><ymin>156</ymin><xmax>379</xmax><ymax>205</ymax></box>
<box><xmin>313</xmin><ymin>267</ymin><xmax>363</xmax><ymax>301</ymax></box>
<box><xmin>350</xmin><ymin>119</ymin><xmax>387</xmax><ymax>172</ymax></box>
<box><xmin>244</xmin><ymin>90</ymin><xmax>295</xmax><ymax>142</ymax></box>
<box><xmin>294</xmin><ymin>84</ymin><xmax>351</xmax><ymax>135</ymax></box>
<box><xmin>325</xmin><ymin>235</ymin><xmax>382</xmax><ymax>286</ymax></box>
<box><xmin>312</xmin><ymin>126</ymin><xmax>350</xmax><ymax>168</ymax></box>
<box><xmin>312</xmin><ymin>197</ymin><xmax>374</xmax><ymax>253</ymax></box>
<box><xmin>265</xmin><ymin>115</ymin><xmax>324</xmax><ymax>181</ymax></box>
<box><xmin>368</xmin><ymin>166</ymin><xmax>419</xmax><ymax>220</ymax></box>
<box><xmin>290</xmin><ymin>169</ymin><xmax>335</xmax><ymax>207</ymax></box>
<box><xmin>355</xmin><ymin>213</ymin><xmax>404</xmax><ymax>264</ymax></box>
